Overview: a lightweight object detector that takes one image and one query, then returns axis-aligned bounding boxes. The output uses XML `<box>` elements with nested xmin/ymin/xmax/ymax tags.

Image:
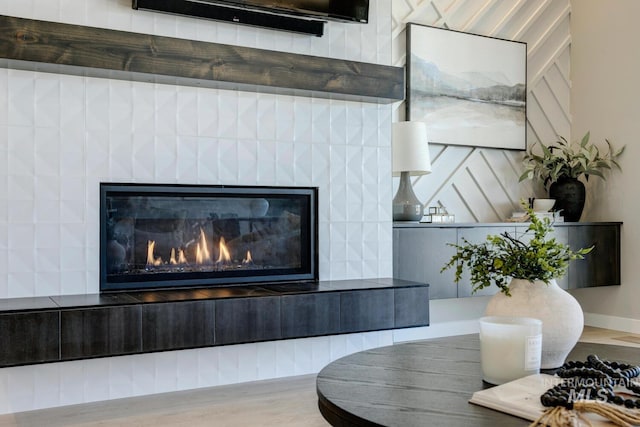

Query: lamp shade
<box><xmin>392</xmin><ymin>121</ymin><xmax>432</xmax><ymax>176</ymax></box>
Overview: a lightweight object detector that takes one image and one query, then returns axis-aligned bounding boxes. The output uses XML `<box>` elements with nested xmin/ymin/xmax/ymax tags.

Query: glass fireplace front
<box><xmin>100</xmin><ymin>183</ymin><xmax>318</xmax><ymax>292</ymax></box>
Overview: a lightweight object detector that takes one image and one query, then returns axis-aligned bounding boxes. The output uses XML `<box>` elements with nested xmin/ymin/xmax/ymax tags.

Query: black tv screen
<box><xmin>203</xmin><ymin>0</ymin><xmax>369</xmax><ymax>23</ymax></box>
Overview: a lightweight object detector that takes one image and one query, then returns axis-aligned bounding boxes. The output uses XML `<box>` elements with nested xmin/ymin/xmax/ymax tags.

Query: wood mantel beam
<box><xmin>0</xmin><ymin>15</ymin><xmax>404</xmax><ymax>103</ymax></box>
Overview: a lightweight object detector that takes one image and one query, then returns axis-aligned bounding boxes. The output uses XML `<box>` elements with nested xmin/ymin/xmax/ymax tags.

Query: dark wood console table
<box><xmin>316</xmin><ymin>334</ymin><xmax>639</xmax><ymax>426</ymax></box>
<box><xmin>393</xmin><ymin>222</ymin><xmax>621</xmax><ymax>299</ymax></box>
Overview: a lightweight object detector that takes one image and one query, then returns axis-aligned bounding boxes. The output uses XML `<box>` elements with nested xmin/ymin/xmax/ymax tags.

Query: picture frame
<box><xmin>406</xmin><ymin>23</ymin><xmax>527</xmax><ymax>150</ymax></box>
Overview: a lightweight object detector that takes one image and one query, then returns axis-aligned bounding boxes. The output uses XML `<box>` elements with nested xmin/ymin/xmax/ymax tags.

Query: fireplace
<box><xmin>100</xmin><ymin>183</ymin><xmax>318</xmax><ymax>292</ymax></box>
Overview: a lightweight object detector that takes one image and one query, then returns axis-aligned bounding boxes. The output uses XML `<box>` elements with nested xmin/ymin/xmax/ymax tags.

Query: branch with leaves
<box><xmin>441</xmin><ymin>203</ymin><xmax>593</xmax><ymax>296</ymax></box>
<box><xmin>519</xmin><ymin>132</ymin><xmax>625</xmax><ymax>190</ymax></box>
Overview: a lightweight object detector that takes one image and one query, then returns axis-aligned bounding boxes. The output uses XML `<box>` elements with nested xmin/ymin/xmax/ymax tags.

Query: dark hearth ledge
<box><xmin>0</xmin><ymin>278</ymin><xmax>429</xmax><ymax>367</ymax></box>
<box><xmin>0</xmin><ymin>278</ymin><xmax>423</xmax><ymax>311</ymax></box>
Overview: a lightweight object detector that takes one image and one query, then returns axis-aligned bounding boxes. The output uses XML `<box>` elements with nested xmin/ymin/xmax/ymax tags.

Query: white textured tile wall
<box><xmin>0</xmin><ymin>331</ymin><xmax>394</xmax><ymax>414</ymax></box>
<box><xmin>0</xmin><ymin>0</ymin><xmax>393</xmax><ymax>298</ymax></box>
<box><xmin>1</xmin><ymin>72</ymin><xmax>394</xmax><ymax>296</ymax></box>
<box><xmin>0</xmin><ymin>0</ymin><xmax>395</xmax><ymax>414</ymax></box>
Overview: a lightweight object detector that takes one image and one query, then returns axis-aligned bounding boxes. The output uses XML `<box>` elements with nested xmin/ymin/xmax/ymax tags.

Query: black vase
<box><xmin>549</xmin><ymin>177</ymin><xmax>586</xmax><ymax>222</ymax></box>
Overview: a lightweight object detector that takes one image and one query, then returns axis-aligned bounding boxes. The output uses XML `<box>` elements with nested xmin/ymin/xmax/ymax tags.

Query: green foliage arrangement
<box><xmin>518</xmin><ymin>131</ymin><xmax>625</xmax><ymax>189</ymax></box>
<box><xmin>441</xmin><ymin>204</ymin><xmax>593</xmax><ymax>296</ymax></box>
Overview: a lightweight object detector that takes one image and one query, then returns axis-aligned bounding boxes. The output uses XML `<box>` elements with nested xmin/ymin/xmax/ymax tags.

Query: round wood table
<box><xmin>316</xmin><ymin>334</ymin><xmax>640</xmax><ymax>426</ymax></box>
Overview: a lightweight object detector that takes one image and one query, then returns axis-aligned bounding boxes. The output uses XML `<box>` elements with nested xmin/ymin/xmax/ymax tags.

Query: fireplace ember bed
<box><xmin>100</xmin><ymin>183</ymin><xmax>318</xmax><ymax>292</ymax></box>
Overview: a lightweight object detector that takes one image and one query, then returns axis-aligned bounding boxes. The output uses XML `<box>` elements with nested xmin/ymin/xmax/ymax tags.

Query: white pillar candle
<box><xmin>479</xmin><ymin>316</ymin><xmax>542</xmax><ymax>385</ymax></box>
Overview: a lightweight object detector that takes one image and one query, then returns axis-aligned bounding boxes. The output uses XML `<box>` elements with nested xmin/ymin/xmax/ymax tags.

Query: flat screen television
<box><xmin>134</xmin><ymin>0</ymin><xmax>369</xmax><ymax>36</ymax></box>
<box><xmin>205</xmin><ymin>0</ymin><xmax>370</xmax><ymax>23</ymax></box>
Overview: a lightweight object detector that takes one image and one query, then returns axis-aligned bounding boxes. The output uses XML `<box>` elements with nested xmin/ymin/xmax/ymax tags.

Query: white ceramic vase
<box><xmin>484</xmin><ymin>278</ymin><xmax>584</xmax><ymax>369</ymax></box>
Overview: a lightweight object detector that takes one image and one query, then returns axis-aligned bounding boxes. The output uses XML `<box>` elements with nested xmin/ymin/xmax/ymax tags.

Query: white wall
<box><xmin>0</xmin><ymin>0</ymin><xmax>394</xmax><ymax>299</ymax></box>
<box><xmin>0</xmin><ymin>0</ymin><xmax>400</xmax><ymax>414</ymax></box>
<box><xmin>390</xmin><ymin>0</ymin><xmax>574</xmax><ymax>330</ymax></box>
<box><xmin>391</xmin><ymin>0</ymin><xmax>572</xmax><ymax>223</ymax></box>
<box><xmin>570</xmin><ymin>0</ymin><xmax>640</xmax><ymax>327</ymax></box>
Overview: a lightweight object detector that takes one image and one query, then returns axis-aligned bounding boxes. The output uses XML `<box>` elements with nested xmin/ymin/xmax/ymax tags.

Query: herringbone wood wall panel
<box><xmin>392</xmin><ymin>0</ymin><xmax>571</xmax><ymax>222</ymax></box>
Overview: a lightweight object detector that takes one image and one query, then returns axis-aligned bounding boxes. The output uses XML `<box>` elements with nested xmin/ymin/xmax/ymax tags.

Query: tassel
<box><xmin>574</xmin><ymin>400</ymin><xmax>640</xmax><ymax>426</ymax></box>
<box><xmin>530</xmin><ymin>406</ymin><xmax>584</xmax><ymax>427</ymax></box>
<box><xmin>530</xmin><ymin>401</ymin><xmax>640</xmax><ymax>427</ymax></box>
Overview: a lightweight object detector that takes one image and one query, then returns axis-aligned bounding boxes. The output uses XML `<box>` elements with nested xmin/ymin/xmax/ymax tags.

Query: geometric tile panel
<box><xmin>0</xmin><ymin>330</ymin><xmax>394</xmax><ymax>414</ymax></box>
<box><xmin>0</xmin><ymin>0</ymin><xmax>395</xmax><ymax>414</ymax></box>
<box><xmin>392</xmin><ymin>0</ymin><xmax>572</xmax><ymax>222</ymax></box>
<box><xmin>0</xmin><ymin>0</ymin><xmax>395</xmax><ymax>299</ymax></box>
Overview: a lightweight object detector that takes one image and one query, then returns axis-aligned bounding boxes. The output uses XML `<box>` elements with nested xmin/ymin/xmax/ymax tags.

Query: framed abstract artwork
<box><xmin>406</xmin><ymin>23</ymin><xmax>527</xmax><ymax>150</ymax></box>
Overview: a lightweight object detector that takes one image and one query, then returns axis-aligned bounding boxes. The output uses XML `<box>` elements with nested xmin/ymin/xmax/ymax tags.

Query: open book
<box><xmin>469</xmin><ymin>374</ymin><xmax>616</xmax><ymax>426</ymax></box>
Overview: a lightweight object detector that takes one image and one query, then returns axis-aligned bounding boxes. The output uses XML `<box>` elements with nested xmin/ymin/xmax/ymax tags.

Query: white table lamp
<box><xmin>392</xmin><ymin>121</ymin><xmax>432</xmax><ymax>221</ymax></box>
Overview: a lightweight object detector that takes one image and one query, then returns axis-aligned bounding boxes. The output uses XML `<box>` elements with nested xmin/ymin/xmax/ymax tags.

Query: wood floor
<box><xmin>1</xmin><ymin>326</ymin><xmax>638</xmax><ymax>427</ymax></box>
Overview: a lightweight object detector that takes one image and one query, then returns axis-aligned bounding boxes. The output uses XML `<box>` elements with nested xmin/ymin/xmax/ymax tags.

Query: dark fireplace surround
<box><xmin>100</xmin><ymin>183</ymin><xmax>318</xmax><ymax>292</ymax></box>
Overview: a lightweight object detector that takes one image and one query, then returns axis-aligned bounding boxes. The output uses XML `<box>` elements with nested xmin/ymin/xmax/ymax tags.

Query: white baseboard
<box><xmin>393</xmin><ymin>320</ymin><xmax>480</xmax><ymax>343</ymax></box>
<box><xmin>393</xmin><ymin>312</ymin><xmax>640</xmax><ymax>344</ymax></box>
<box><xmin>584</xmin><ymin>312</ymin><xmax>640</xmax><ymax>334</ymax></box>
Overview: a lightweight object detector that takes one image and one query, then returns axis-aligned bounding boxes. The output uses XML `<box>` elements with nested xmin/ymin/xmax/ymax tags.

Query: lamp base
<box><xmin>393</xmin><ymin>171</ymin><xmax>423</xmax><ymax>221</ymax></box>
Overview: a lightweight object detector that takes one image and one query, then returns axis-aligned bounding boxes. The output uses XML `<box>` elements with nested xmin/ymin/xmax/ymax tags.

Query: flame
<box><xmin>169</xmin><ymin>248</ymin><xmax>188</xmax><ymax>265</ymax></box>
<box><xmin>196</xmin><ymin>244</ymin><xmax>202</xmax><ymax>264</ymax></box>
<box><xmin>145</xmin><ymin>231</ymin><xmax>245</xmax><ymax>270</ymax></box>
<box><xmin>146</xmin><ymin>240</ymin><xmax>163</xmax><ymax>267</ymax></box>
<box><xmin>216</xmin><ymin>237</ymin><xmax>231</xmax><ymax>263</ymax></box>
<box><xmin>196</xmin><ymin>228</ymin><xmax>211</xmax><ymax>264</ymax></box>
